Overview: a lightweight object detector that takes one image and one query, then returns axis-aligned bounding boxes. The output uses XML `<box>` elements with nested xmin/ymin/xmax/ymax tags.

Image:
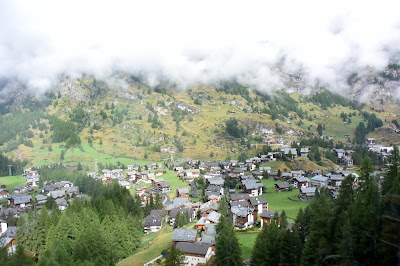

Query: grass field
<box><xmin>260</xmin><ymin>178</ymin><xmax>310</xmax><ymax>219</ymax></box>
<box><xmin>236</xmin><ymin>233</ymin><xmax>259</xmax><ymax>260</ymax></box>
<box><xmin>0</xmin><ymin>175</ymin><xmax>26</xmax><ymax>191</ymax></box>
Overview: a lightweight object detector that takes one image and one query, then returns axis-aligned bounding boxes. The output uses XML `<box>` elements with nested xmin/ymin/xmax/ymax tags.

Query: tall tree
<box><xmin>215</xmin><ymin>216</ymin><xmax>243</xmax><ymax>266</ymax></box>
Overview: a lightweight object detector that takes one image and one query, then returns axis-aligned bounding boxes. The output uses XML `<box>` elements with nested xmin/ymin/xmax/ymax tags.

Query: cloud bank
<box><xmin>0</xmin><ymin>0</ymin><xmax>400</xmax><ymax>94</ymax></box>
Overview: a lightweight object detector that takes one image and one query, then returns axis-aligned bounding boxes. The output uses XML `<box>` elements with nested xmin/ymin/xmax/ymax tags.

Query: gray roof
<box><xmin>300</xmin><ymin>187</ymin><xmax>316</xmax><ymax>194</ymax></box>
<box><xmin>176</xmin><ymin>242</ymin><xmax>210</xmax><ymax>256</ymax></box>
<box><xmin>311</xmin><ymin>175</ymin><xmax>328</xmax><ymax>182</ymax></box>
<box><xmin>231</xmin><ymin>206</ymin><xmax>253</xmax><ymax>217</ymax></box>
<box><xmin>206</xmin><ymin>211</ymin><xmax>221</xmax><ymax>223</ymax></box>
<box><xmin>294</xmin><ymin>176</ymin><xmax>310</xmax><ymax>183</ymax></box>
<box><xmin>35</xmin><ymin>194</ymin><xmax>47</xmax><ymax>201</ymax></box>
<box><xmin>159</xmin><ymin>182</ymin><xmax>170</xmax><ymax>188</ymax></box>
<box><xmin>330</xmin><ymin>175</ymin><xmax>345</xmax><ymax>181</ymax></box>
<box><xmin>249</xmin><ymin>197</ymin><xmax>268</xmax><ymax>206</ymax></box>
<box><xmin>208</xmin><ymin>177</ymin><xmax>225</xmax><ymax>186</ymax></box>
<box><xmin>6</xmin><ymin>226</ymin><xmax>18</xmax><ymax>238</ymax></box>
<box><xmin>242</xmin><ymin>180</ymin><xmax>264</xmax><ymax>190</ymax></box>
<box><xmin>230</xmin><ymin>201</ymin><xmax>250</xmax><ymax>208</ymax></box>
<box><xmin>261</xmin><ymin>210</ymin><xmax>278</xmax><ymax>218</ymax></box>
<box><xmin>11</xmin><ymin>194</ymin><xmax>31</xmax><ymax>205</ymax></box>
<box><xmin>50</xmin><ymin>190</ymin><xmax>65</xmax><ymax>199</ymax></box>
<box><xmin>275</xmin><ymin>182</ymin><xmax>290</xmax><ymax>189</ymax></box>
<box><xmin>170</xmin><ymin>208</ymin><xmax>193</xmax><ymax>219</ymax></box>
<box><xmin>144</xmin><ymin>215</ymin><xmax>162</xmax><ymax>226</ymax></box>
<box><xmin>55</xmin><ymin>198</ymin><xmax>68</xmax><ymax>207</ymax></box>
<box><xmin>200</xmin><ymin>201</ymin><xmax>219</xmax><ymax>213</ymax></box>
<box><xmin>150</xmin><ymin>209</ymin><xmax>168</xmax><ymax>217</ymax></box>
<box><xmin>230</xmin><ymin>193</ymin><xmax>250</xmax><ymax>201</ymax></box>
<box><xmin>177</xmin><ymin>187</ymin><xmax>190</xmax><ymax>194</ymax></box>
<box><xmin>172</xmin><ymin>229</ymin><xmax>197</xmax><ymax>242</ymax></box>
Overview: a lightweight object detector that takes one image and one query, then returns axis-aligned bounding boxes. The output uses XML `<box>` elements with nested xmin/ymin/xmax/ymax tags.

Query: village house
<box><xmin>24</xmin><ymin>169</ymin><xmax>39</xmax><ymax>177</ymax></box>
<box><xmin>334</xmin><ymin>149</ymin><xmax>346</xmax><ymax>159</ymax></box>
<box><xmin>252</xmin><ymin>171</ymin><xmax>264</xmax><ymax>179</ymax></box>
<box><xmin>200</xmin><ymin>201</ymin><xmax>219</xmax><ymax>216</ymax></box>
<box><xmin>260</xmin><ymin>210</ymin><xmax>278</xmax><ymax>228</ymax></box>
<box><xmin>292</xmin><ymin>176</ymin><xmax>310</xmax><ymax>189</ymax></box>
<box><xmin>300</xmin><ymin>148</ymin><xmax>309</xmax><ymax>157</ymax></box>
<box><xmin>311</xmin><ymin>175</ymin><xmax>329</xmax><ymax>188</ymax></box>
<box><xmin>366</xmin><ymin>138</ymin><xmax>376</xmax><ymax>145</ymax></box>
<box><xmin>157</xmin><ymin>182</ymin><xmax>171</xmax><ymax>193</ymax></box>
<box><xmin>0</xmin><ymin>189</ymin><xmax>9</xmax><ymax>199</ymax></box>
<box><xmin>249</xmin><ymin>197</ymin><xmax>268</xmax><ymax>212</ymax></box>
<box><xmin>206</xmin><ymin>185</ymin><xmax>224</xmax><ymax>196</ymax></box>
<box><xmin>144</xmin><ymin>215</ymin><xmax>162</xmax><ymax>234</ymax></box>
<box><xmin>118</xmin><ymin>180</ymin><xmax>131</xmax><ymax>189</ymax></box>
<box><xmin>172</xmin><ymin>229</ymin><xmax>198</xmax><ymax>246</ymax></box>
<box><xmin>300</xmin><ymin>187</ymin><xmax>316</xmax><ymax>200</ymax></box>
<box><xmin>152</xmin><ymin>178</ymin><xmax>164</xmax><ymax>188</ymax></box>
<box><xmin>195</xmin><ymin>211</ymin><xmax>221</xmax><ymax>230</ymax></box>
<box><xmin>199</xmin><ymin>224</ymin><xmax>217</xmax><ymax>250</ymax></box>
<box><xmin>50</xmin><ymin>189</ymin><xmax>66</xmax><ymax>200</ymax></box>
<box><xmin>231</xmin><ymin>206</ymin><xmax>257</xmax><ymax>229</ymax></box>
<box><xmin>184</xmin><ymin>169</ymin><xmax>200</xmax><ymax>179</ymax></box>
<box><xmin>207</xmin><ymin>176</ymin><xmax>225</xmax><ymax>186</ymax></box>
<box><xmin>275</xmin><ymin>182</ymin><xmax>291</xmax><ymax>192</ymax></box>
<box><xmin>281</xmin><ymin>147</ymin><xmax>297</xmax><ymax>159</ymax></box>
<box><xmin>26</xmin><ymin>176</ymin><xmax>39</xmax><ymax>187</ymax></box>
<box><xmin>150</xmin><ymin>209</ymin><xmax>168</xmax><ymax>220</ymax></box>
<box><xmin>126</xmin><ymin>171</ymin><xmax>136</xmax><ymax>181</ymax></box>
<box><xmin>168</xmin><ymin>198</ymin><xmax>193</xmax><ymax>211</ymax></box>
<box><xmin>64</xmin><ymin>186</ymin><xmax>79</xmax><ymax>196</ymax></box>
<box><xmin>230</xmin><ymin>193</ymin><xmax>250</xmax><ymax>203</ymax></box>
<box><xmin>329</xmin><ymin>175</ymin><xmax>345</xmax><ymax>187</ymax></box>
<box><xmin>241</xmin><ymin>180</ymin><xmax>264</xmax><ymax>196</ymax></box>
<box><xmin>35</xmin><ymin>194</ymin><xmax>47</xmax><ymax>205</ymax></box>
<box><xmin>55</xmin><ymin>198</ymin><xmax>68</xmax><ymax>210</ymax></box>
<box><xmin>177</xmin><ymin>187</ymin><xmax>190</xmax><ymax>198</ymax></box>
<box><xmin>176</xmin><ymin>243</ymin><xmax>213</xmax><ymax>265</ymax></box>
<box><xmin>205</xmin><ymin>192</ymin><xmax>220</xmax><ymax>203</ymax></box>
<box><xmin>8</xmin><ymin>194</ymin><xmax>31</xmax><ymax>208</ymax></box>
<box><xmin>0</xmin><ymin>221</ymin><xmax>16</xmax><ymax>255</ymax></box>
<box><xmin>13</xmin><ymin>186</ymin><xmax>26</xmax><ymax>194</ymax></box>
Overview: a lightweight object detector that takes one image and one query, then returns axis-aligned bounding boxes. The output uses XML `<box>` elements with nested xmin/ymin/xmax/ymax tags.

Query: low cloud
<box><xmin>0</xmin><ymin>0</ymin><xmax>400</xmax><ymax>94</ymax></box>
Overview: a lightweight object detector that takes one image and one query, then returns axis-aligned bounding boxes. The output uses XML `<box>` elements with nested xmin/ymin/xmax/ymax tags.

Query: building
<box><xmin>300</xmin><ymin>187</ymin><xmax>316</xmax><ymax>200</ymax></box>
<box><xmin>249</xmin><ymin>197</ymin><xmax>268</xmax><ymax>212</ymax></box>
<box><xmin>172</xmin><ymin>229</ymin><xmax>198</xmax><ymax>245</ymax></box>
<box><xmin>260</xmin><ymin>210</ymin><xmax>278</xmax><ymax>228</ymax></box>
<box><xmin>241</xmin><ymin>180</ymin><xmax>264</xmax><ymax>196</ymax></box>
<box><xmin>144</xmin><ymin>215</ymin><xmax>162</xmax><ymax>234</ymax></box>
<box><xmin>177</xmin><ymin>187</ymin><xmax>190</xmax><ymax>198</ymax></box>
<box><xmin>275</xmin><ymin>182</ymin><xmax>291</xmax><ymax>192</ymax></box>
<box><xmin>231</xmin><ymin>206</ymin><xmax>256</xmax><ymax>229</ymax></box>
<box><xmin>195</xmin><ymin>211</ymin><xmax>221</xmax><ymax>230</ymax></box>
<box><xmin>311</xmin><ymin>175</ymin><xmax>328</xmax><ymax>188</ymax></box>
<box><xmin>176</xmin><ymin>242</ymin><xmax>213</xmax><ymax>266</ymax></box>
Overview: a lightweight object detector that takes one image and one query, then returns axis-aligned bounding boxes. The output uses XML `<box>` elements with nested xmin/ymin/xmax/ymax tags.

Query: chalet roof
<box><xmin>300</xmin><ymin>148</ymin><xmax>309</xmax><ymax>153</ymax></box>
<box><xmin>330</xmin><ymin>175</ymin><xmax>345</xmax><ymax>181</ymax></box>
<box><xmin>35</xmin><ymin>194</ymin><xmax>47</xmax><ymax>201</ymax></box>
<box><xmin>293</xmin><ymin>176</ymin><xmax>310</xmax><ymax>183</ymax></box>
<box><xmin>249</xmin><ymin>197</ymin><xmax>268</xmax><ymax>206</ymax></box>
<box><xmin>206</xmin><ymin>185</ymin><xmax>221</xmax><ymax>192</ymax></box>
<box><xmin>200</xmin><ymin>201</ymin><xmax>219</xmax><ymax>213</ymax></box>
<box><xmin>55</xmin><ymin>198</ymin><xmax>68</xmax><ymax>207</ymax></box>
<box><xmin>50</xmin><ymin>190</ymin><xmax>65</xmax><ymax>199</ymax></box>
<box><xmin>208</xmin><ymin>177</ymin><xmax>224</xmax><ymax>186</ymax></box>
<box><xmin>206</xmin><ymin>211</ymin><xmax>221</xmax><ymax>223</ymax></box>
<box><xmin>261</xmin><ymin>210</ymin><xmax>278</xmax><ymax>218</ymax></box>
<box><xmin>230</xmin><ymin>193</ymin><xmax>250</xmax><ymax>201</ymax></box>
<box><xmin>6</xmin><ymin>226</ymin><xmax>18</xmax><ymax>238</ymax></box>
<box><xmin>311</xmin><ymin>175</ymin><xmax>328</xmax><ymax>182</ymax></box>
<box><xmin>172</xmin><ymin>229</ymin><xmax>197</xmax><ymax>242</ymax></box>
<box><xmin>231</xmin><ymin>206</ymin><xmax>254</xmax><ymax>217</ymax></box>
<box><xmin>242</xmin><ymin>180</ymin><xmax>263</xmax><ymax>190</ymax></box>
<box><xmin>275</xmin><ymin>182</ymin><xmax>290</xmax><ymax>189</ymax></box>
<box><xmin>176</xmin><ymin>243</ymin><xmax>210</xmax><ymax>256</ymax></box>
<box><xmin>335</xmin><ymin>149</ymin><xmax>345</xmax><ymax>153</ymax></box>
<box><xmin>300</xmin><ymin>187</ymin><xmax>316</xmax><ymax>194</ymax></box>
<box><xmin>144</xmin><ymin>215</ymin><xmax>162</xmax><ymax>227</ymax></box>
<box><xmin>177</xmin><ymin>187</ymin><xmax>190</xmax><ymax>194</ymax></box>
<box><xmin>11</xmin><ymin>194</ymin><xmax>31</xmax><ymax>205</ymax></box>
<box><xmin>150</xmin><ymin>209</ymin><xmax>168</xmax><ymax>217</ymax></box>
<box><xmin>170</xmin><ymin>208</ymin><xmax>193</xmax><ymax>219</ymax></box>
<box><xmin>205</xmin><ymin>192</ymin><xmax>220</xmax><ymax>198</ymax></box>
<box><xmin>158</xmin><ymin>182</ymin><xmax>170</xmax><ymax>188</ymax></box>
<box><xmin>230</xmin><ymin>201</ymin><xmax>250</xmax><ymax>208</ymax></box>
<box><xmin>153</xmin><ymin>178</ymin><xmax>164</xmax><ymax>183</ymax></box>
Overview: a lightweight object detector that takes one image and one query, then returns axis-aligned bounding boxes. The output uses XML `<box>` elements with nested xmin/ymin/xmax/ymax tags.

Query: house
<box><xmin>275</xmin><ymin>182</ymin><xmax>291</xmax><ymax>192</ymax></box>
<box><xmin>195</xmin><ymin>211</ymin><xmax>221</xmax><ymax>230</ymax></box>
<box><xmin>55</xmin><ymin>198</ymin><xmax>68</xmax><ymax>211</ymax></box>
<box><xmin>176</xmin><ymin>243</ymin><xmax>213</xmax><ymax>266</ymax></box>
<box><xmin>200</xmin><ymin>201</ymin><xmax>219</xmax><ymax>216</ymax></box>
<box><xmin>334</xmin><ymin>149</ymin><xmax>345</xmax><ymax>159</ymax></box>
<box><xmin>300</xmin><ymin>187</ymin><xmax>316</xmax><ymax>200</ymax></box>
<box><xmin>155</xmin><ymin>170</ymin><xmax>163</xmax><ymax>177</ymax></box>
<box><xmin>184</xmin><ymin>169</ymin><xmax>200</xmax><ymax>179</ymax></box>
<box><xmin>311</xmin><ymin>175</ymin><xmax>329</xmax><ymax>188</ymax></box>
<box><xmin>13</xmin><ymin>186</ymin><xmax>26</xmax><ymax>194</ymax></box>
<box><xmin>205</xmin><ymin>192</ymin><xmax>220</xmax><ymax>203</ymax></box>
<box><xmin>0</xmin><ymin>189</ymin><xmax>9</xmax><ymax>199</ymax></box>
<box><xmin>311</xmin><ymin>170</ymin><xmax>323</xmax><ymax>176</ymax></box>
<box><xmin>172</xmin><ymin>229</ymin><xmax>198</xmax><ymax>245</ymax></box>
<box><xmin>64</xmin><ymin>186</ymin><xmax>79</xmax><ymax>196</ymax></box>
<box><xmin>126</xmin><ymin>171</ymin><xmax>136</xmax><ymax>181</ymax></box>
<box><xmin>231</xmin><ymin>206</ymin><xmax>257</xmax><ymax>229</ymax></box>
<box><xmin>199</xmin><ymin>224</ymin><xmax>217</xmax><ymax>249</ymax></box>
<box><xmin>260</xmin><ymin>210</ymin><xmax>278</xmax><ymax>228</ymax></box>
<box><xmin>281</xmin><ymin>148</ymin><xmax>297</xmax><ymax>159</ymax></box>
<box><xmin>252</xmin><ymin>171</ymin><xmax>264</xmax><ymax>179</ymax></box>
<box><xmin>8</xmin><ymin>194</ymin><xmax>31</xmax><ymax>208</ymax></box>
<box><xmin>292</xmin><ymin>176</ymin><xmax>310</xmax><ymax>189</ymax></box>
<box><xmin>50</xmin><ymin>190</ymin><xmax>65</xmax><ymax>200</ymax></box>
<box><xmin>26</xmin><ymin>176</ymin><xmax>39</xmax><ymax>187</ymax></box>
<box><xmin>170</xmin><ymin>208</ymin><xmax>195</xmax><ymax>226</ymax></box>
<box><xmin>366</xmin><ymin>138</ymin><xmax>376</xmax><ymax>145</ymax></box>
<box><xmin>249</xmin><ymin>197</ymin><xmax>268</xmax><ymax>212</ymax></box>
<box><xmin>241</xmin><ymin>180</ymin><xmax>264</xmax><ymax>196</ymax></box>
<box><xmin>157</xmin><ymin>182</ymin><xmax>171</xmax><ymax>193</ymax></box>
<box><xmin>230</xmin><ymin>193</ymin><xmax>250</xmax><ymax>203</ymax></box>
<box><xmin>206</xmin><ymin>185</ymin><xmax>224</xmax><ymax>196</ymax></box>
<box><xmin>152</xmin><ymin>178</ymin><xmax>164</xmax><ymax>188</ymax></box>
<box><xmin>300</xmin><ymin>148</ymin><xmax>309</xmax><ymax>157</ymax></box>
<box><xmin>230</xmin><ymin>201</ymin><xmax>250</xmax><ymax>209</ymax></box>
<box><xmin>144</xmin><ymin>215</ymin><xmax>162</xmax><ymax>234</ymax></box>
<box><xmin>329</xmin><ymin>175</ymin><xmax>345</xmax><ymax>187</ymax></box>
<box><xmin>118</xmin><ymin>180</ymin><xmax>131</xmax><ymax>189</ymax></box>
<box><xmin>207</xmin><ymin>176</ymin><xmax>225</xmax><ymax>186</ymax></box>
<box><xmin>149</xmin><ymin>209</ymin><xmax>168</xmax><ymax>218</ymax></box>
<box><xmin>0</xmin><ymin>222</ymin><xmax>16</xmax><ymax>255</ymax></box>
<box><xmin>177</xmin><ymin>187</ymin><xmax>190</xmax><ymax>198</ymax></box>
<box><xmin>35</xmin><ymin>194</ymin><xmax>47</xmax><ymax>205</ymax></box>
<box><xmin>290</xmin><ymin>170</ymin><xmax>305</xmax><ymax>177</ymax></box>
<box><xmin>341</xmin><ymin>156</ymin><xmax>354</xmax><ymax>167</ymax></box>
<box><xmin>168</xmin><ymin>198</ymin><xmax>192</xmax><ymax>211</ymax></box>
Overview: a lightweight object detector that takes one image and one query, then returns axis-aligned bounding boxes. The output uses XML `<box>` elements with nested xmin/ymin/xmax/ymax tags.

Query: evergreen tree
<box><xmin>280</xmin><ymin>228</ymin><xmax>302</xmax><ymax>266</ymax></box>
<box><xmin>164</xmin><ymin>244</ymin><xmax>185</xmax><ymax>266</ymax></box>
<box><xmin>215</xmin><ymin>216</ymin><xmax>243</xmax><ymax>266</ymax></box>
<box><xmin>251</xmin><ymin>221</ymin><xmax>282</xmax><ymax>266</ymax></box>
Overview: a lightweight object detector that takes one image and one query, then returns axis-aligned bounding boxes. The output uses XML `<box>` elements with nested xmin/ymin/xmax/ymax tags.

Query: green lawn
<box><xmin>0</xmin><ymin>175</ymin><xmax>26</xmax><ymax>191</ymax></box>
<box><xmin>260</xmin><ymin>178</ymin><xmax>310</xmax><ymax>220</ymax></box>
<box><xmin>159</xmin><ymin>170</ymin><xmax>187</xmax><ymax>198</ymax></box>
<box><xmin>236</xmin><ymin>233</ymin><xmax>259</xmax><ymax>260</ymax></box>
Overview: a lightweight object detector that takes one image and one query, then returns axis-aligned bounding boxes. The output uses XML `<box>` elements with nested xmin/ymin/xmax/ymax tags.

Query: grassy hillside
<box><xmin>1</xmin><ymin>78</ymin><xmax>399</xmax><ymax>168</ymax></box>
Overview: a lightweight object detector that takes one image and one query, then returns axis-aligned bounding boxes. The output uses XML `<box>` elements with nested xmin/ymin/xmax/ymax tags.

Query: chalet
<box><xmin>0</xmin><ymin>221</ymin><xmax>16</xmax><ymax>255</ymax></box>
<box><xmin>50</xmin><ymin>190</ymin><xmax>65</xmax><ymax>200</ymax></box>
<box><xmin>176</xmin><ymin>243</ymin><xmax>213</xmax><ymax>266</ymax></box>
<box><xmin>245</xmin><ymin>162</ymin><xmax>256</xmax><ymax>171</ymax></box>
<box><xmin>184</xmin><ymin>169</ymin><xmax>200</xmax><ymax>178</ymax></box>
<box><xmin>230</xmin><ymin>193</ymin><xmax>250</xmax><ymax>203</ymax></box>
<box><xmin>174</xmin><ymin>166</ymin><xmax>184</xmax><ymax>172</ymax></box>
<box><xmin>13</xmin><ymin>186</ymin><xmax>26</xmax><ymax>194</ymax></box>
<box><xmin>172</xmin><ymin>229</ymin><xmax>198</xmax><ymax>245</ymax></box>
<box><xmin>291</xmin><ymin>170</ymin><xmax>305</xmax><ymax>177</ymax></box>
<box><xmin>195</xmin><ymin>211</ymin><xmax>221</xmax><ymax>230</ymax></box>
<box><xmin>177</xmin><ymin>187</ymin><xmax>190</xmax><ymax>198</ymax></box>
<box><xmin>300</xmin><ymin>148</ymin><xmax>309</xmax><ymax>157</ymax></box>
<box><xmin>241</xmin><ymin>180</ymin><xmax>264</xmax><ymax>196</ymax></box>
<box><xmin>168</xmin><ymin>198</ymin><xmax>193</xmax><ymax>211</ymax></box>
<box><xmin>145</xmin><ymin>163</ymin><xmax>158</xmax><ymax>171</ymax></box>
<box><xmin>208</xmin><ymin>176</ymin><xmax>224</xmax><ymax>186</ymax></box>
<box><xmin>200</xmin><ymin>201</ymin><xmax>219</xmax><ymax>216</ymax></box>
<box><xmin>230</xmin><ymin>160</ymin><xmax>239</xmax><ymax>167</ymax></box>
<box><xmin>292</xmin><ymin>176</ymin><xmax>310</xmax><ymax>189</ymax></box>
<box><xmin>35</xmin><ymin>194</ymin><xmax>47</xmax><ymax>205</ymax></box>
<box><xmin>252</xmin><ymin>171</ymin><xmax>263</xmax><ymax>179</ymax></box>
<box><xmin>311</xmin><ymin>169</ymin><xmax>323</xmax><ymax>176</ymax></box>
<box><xmin>233</xmin><ymin>169</ymin><xmax>245</xmax><ymax>176</ymax></box>
<box><xmin>206</xmin><ymin>185</ymin><xmax>224</xmax><ymax>196</ymax></box>
<box><xmin>26</xmin><ymin>176</ymin><xmax>39</xmax><ymax>187</ymax></box>
<box><xmin>157</xmin><ymin>182</ymin><xmax>171</xmax><ymax>193</ymax></box>
<box><xmin>64</xmin><ymin>186</ymin><xmax>79</xmax><ymax>196</ymax></box>
<box><xmin>0</xmin><ymin>208</ymin><xmax>18</xmax><ymax>218</ymax></box>
<box><xmin>24</xmin><ymin>170</ymin><xmax>39</xmax><ymax>177</ymax></box>
<box><xmin>231</xmin><ymin>206</ymin><xmax>256</xmax><ymax>229</ymax></box>
<box><xmin>300</xmin><ymin>187</ymin><xmax>316</xmax><ymax>200</ymax></box>
<box><xmin>220</xmin><ymin>161</ymin><xmax>230</xmax><ymax>169</ymax></box>
<box><xmin>199</xmin><ymin>224</ymin><xmax>217</xmax><ymax>249</ymax></box>
<box><xmin>126</xmin><ymin>165</ymin><xmax>135</xmax><ymax>171</ymax></box>
<box><xmin>205</xmin><ymin>192</ymin><xmax>220</xmax><ymax>203</ymax></box>
<box><xmin>342</xmin><ymin>156</ymin><xmax>354</xmax><ymax>167</ymax></box>
<box><xmin>259</xmin><ymin>166</ymin><xmax>271</xmax><ymax>173</ymax></box>
<box><xmin>149</xmin><ymin>209</ymin><xmax>168</xmax><ymax>218</ymax></box>
<box><xmin>320</xmin><ymin>135</ymin><xmax>333</xmax><ymax>141</ymax></box>
<box><xmin>152</xmin><ymin>178</ymin><xmax>164</xmax><ymax>188</ymax></box>
<box><xmin>275</xmin><ymin>182</ymin><xmax>291</xmax><ymax>192</ymax></box>
<box><xmin>55</xmin><ymin>198</ymin><xmax>68</xmax><ymax>210</ymax></box>
<box><xmin>334</xmin><ymin>149</ymin><xmax>345</xmax><ymax>159</ymax></box>
<box><xmin>118</xmin><ymin>180</ymin><xmax>131</xmax><ymax>189</ymax></box>
<box><xmin>170</xmin><ymin>208</ymin><xmax>195</xmax><ymax>226</ymax></box>
<box><xmin>249</xmin><ymin>197</ymin><xmax>268</xmax><ymax>212</ymax></box>
<box><xmin>144</xmin><ymin>215</ymin><xmax>162</xmax><ymax>234</ymax></box>
<box><xmin>260</xmin><ymin>210</ymin><xmax>278</xmax><ymax>228</ymax></box>
<box><xmin>0</xmin><ymin>189</ymin><xmax>9</xmax><ymax>199</ymax></box>
<box><xmin>281</xmin><ymin>148</ymin><xmax>297</xmax><ymax>159</ymax></box>
<box><xmin>266</xmin><ymin>152</ymin><xmax>278</xmax><ymax>161</ymax></box>
<box><xmin>136</xmin><ymin>186</ymin><xmax>147</xmax><ymax>196</ymax></box>
<box><xmin>230</xmin><ymin>201</ymin><xmax>250</xmax><ymax>209</ymax></box>
<box><xmin>329</xmin><ymin>175</ymin><xmax>345</xmax><ymax>187</ymax></box>
<box><xmin>155</xmin><ymin>170</ymin><xmax>163</xmax><ymax>176</ymax></box>
<box><xmin>8</xmin><ymin>194</ymin><xmax>31</xmax><ymax>208</ymax></box>
<box><xmin>147</xmin><ymin>173</ymin><xmax>155</xmax><ymax>180</ymax></box>
<box><xmin>126</xmin><ymin>171</ymin><xmax>136</xmax><ymax>181</ymax></box>
<box><xmin>311</xmin><ymin>175</ymin><xmax>329</xmax><ymax>188</ymax></box>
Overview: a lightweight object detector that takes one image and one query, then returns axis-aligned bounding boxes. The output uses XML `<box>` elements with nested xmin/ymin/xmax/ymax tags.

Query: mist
<box><xmin>0</xmin><ymin>0</ymin><xmax>400</xmax><ymax>94</ymax></box>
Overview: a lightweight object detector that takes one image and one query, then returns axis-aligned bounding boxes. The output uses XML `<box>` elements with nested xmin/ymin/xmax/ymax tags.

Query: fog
<box><xmin>0</xmin><ymin>0</ymin><xmax>399</xmax><ymax>94</ymax></box>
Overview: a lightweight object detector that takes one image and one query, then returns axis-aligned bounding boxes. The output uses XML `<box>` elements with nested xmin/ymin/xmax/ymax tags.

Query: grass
<box><xmin>236</xmin><ymin>233</ymin><xmax>259</xmax><ymax>260</ymax></box>
<box><xmin>158</xmin><ymin>170</ymin><xmax>187</xmax><ymax>198</ymax></box>
<box><xmin>0</xmin><ymin>175</ymin><xmax>26</xmax><ymax>191</ymax></box>
<box><xmin>260</xmin><ymin>178</ymin><xmax>310</xmax><ymax>219</ymax></box>
<box><xmin>118</xmin><ymin>226</ymin><xmax>174</xmax><ymax>266</ymax></box>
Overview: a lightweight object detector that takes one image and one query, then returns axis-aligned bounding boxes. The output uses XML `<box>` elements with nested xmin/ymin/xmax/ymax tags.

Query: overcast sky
<box><xmin>1</xmin><ymin>0</ymin><xmax>400</xmax><ymax>93</ymax></box>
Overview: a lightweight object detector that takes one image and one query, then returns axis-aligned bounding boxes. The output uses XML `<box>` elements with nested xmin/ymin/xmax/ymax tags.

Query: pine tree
<box><xmin>215</xmin><ymin>216</ymin><xmax>243</xmax><ymax>266</ymax></box>
<box><xmin>251</xmin><ymin>221</ymin><xmax>282</xmax><ymax>265</ymax></box>
<box><xmin>280</xmin><ymin>228</ymin><xmax>302</xmax><ymax>266</ymax></box>
<box><xmin>164</xmin><ymin>244</ymin><xmax>185</xmax><ymax>266</ymax></box>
